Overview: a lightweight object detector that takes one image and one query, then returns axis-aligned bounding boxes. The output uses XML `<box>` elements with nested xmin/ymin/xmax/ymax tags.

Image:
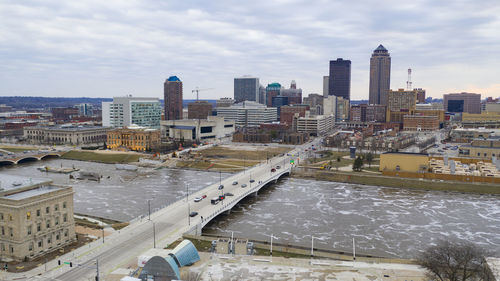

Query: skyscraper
<box><xmin>328</xmin><ymin>58</ymin><xmax>351</xmax><ymax>100</ymax></box>
<box><xmin>369</xmin><ymin>44</ymin><xmax>391</xmax><ymax>105</ymax></box>
<box><xmin>164</xmin><ymin>76</ymin><xmax>183</xmax><ymax>120</ymax></box>
<box><xmin>234</xmin><ymin>76</ymin><xmax>259</xmax><ymax>103</ymax></box>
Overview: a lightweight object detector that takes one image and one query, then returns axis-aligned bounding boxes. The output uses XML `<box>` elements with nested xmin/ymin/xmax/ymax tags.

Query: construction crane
<box><xmin>192</xmin><ymin>87</ymin><xmax>214</xmax><ymax>101</ymax></box>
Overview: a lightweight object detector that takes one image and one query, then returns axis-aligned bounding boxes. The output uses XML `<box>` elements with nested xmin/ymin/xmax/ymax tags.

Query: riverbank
<box><xmin>61</xmin><ymin>150</ymin><xmax>141</xmax><ymax>164</ymax></box>
<box><xmin>292</xmin><ymin>168</ymin><xmax>500</xmax><ymax>195</ymax></box>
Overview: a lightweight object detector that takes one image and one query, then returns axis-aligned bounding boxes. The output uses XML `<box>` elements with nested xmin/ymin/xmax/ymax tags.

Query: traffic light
<box><xmin>58</xmin><ymin>260</ymin><xmax>61</xmax><ymax>265</ymax></box>
<box><xmin>70</xmin><ymin>262</ymin><xmax>73</xmax><ymax>267</ymax></box>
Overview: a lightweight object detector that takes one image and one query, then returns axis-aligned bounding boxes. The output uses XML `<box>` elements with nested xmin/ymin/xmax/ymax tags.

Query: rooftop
<box><xmin>30</xmin><ymin>125</ymin><xmax>108</xmax><ymax>131</ymax></box>
<box><xmin>167</xmin><ymin>76</ymin><xmax>181</xmax><ymax>82</ymax></box>
<box><xmin>374</xmin><ymin>44</ymin><xmax>388</xmax><ymax>52</ymax></box>
<box><xmin>4</xmin><ymin>185</ymin><xmax>62</xmax><ymax>200</ymax></box>
<box><xmin>0</xmin><ymin>174</ymin><xmax>51</xmax><ymax>193</ymax></box>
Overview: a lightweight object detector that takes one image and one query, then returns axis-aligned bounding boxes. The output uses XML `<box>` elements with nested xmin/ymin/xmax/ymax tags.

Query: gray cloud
<box><xmin>0</xmin><ymin>0</ymin><xmax>499</xmax><ymax>99</ymax></box>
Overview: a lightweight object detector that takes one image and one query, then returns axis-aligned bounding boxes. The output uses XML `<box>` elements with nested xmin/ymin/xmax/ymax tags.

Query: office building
<box><xmin>271</xmin><ymin>96</ymin><xmax>289</xmax><ymax>120</ymax></box>
<box><xmin>164</xmin><ymin>76</ymin><xmax>183</xmax><ymax>120</ymax></box>
<box><xmin>0</xmin><ymin>175</ymin><xmax>75</xmax><ymax>261</ymax></box>
<box><xmin>216</xmin><ymin>101</ymin><xmax>277</xmax><ymax>127</ymax></box>
<box><xmin>24</xmin><ymin>125</ymin><xmax>108</xmax><ymax>146</ymax></box>
<box><xmin>51</xmin><ymin>107</ymin><xmax>79</xmax><ymax>122</ymax></box>
<box><xmin>280</xmin><ymin>104</ymin><xmax>309</xmax><ymax>126</ymax></box>
<box><xmin>303</xmin><ymin>94</ymin><xmax>324</xmax><ymax>115</ymax></box>
<box><xmin>386</xmin><ymin>89</ymin><xmax>417</xmax><ymax>123</ymax></box>
<box><xmin>323</xmin><ymin>95</ymin><xmax>337</xmax><ymax>117</ymax></box>
<box><xmin>280</xmin><ymin>81</ymin><xmax>302</xmax><ymax>104</ymax></box>
<box><xmin>444</xmin><ymin>92</ymin><xmax>481</xmax><ymax>114</ymax></box>
<box><xmin>323</xmin><ymin>76</ymin><xmax>329</xmax><ymax>97</ymax></box>
<box><xmin>216</xmin><ymin>98</ymin><xmax>235</xmax><ymax>108</ymax></box>
<box><xmin>328</xmin><ymin>58</ymin><xmax>351</xmax><ymax>100</ymax></box>
<box><xmin>258</xmin><ymin>85</ymin><xmax>266</xmax><ymax>105</ymax></box>
<box><xmin>369</xmin><ymin>45</ymin><xmax>391</xmax><ymax>105</ymax></box>
<box><xmin>484</xmin><ymin>102</ymin><xmax>500</xmax><ymax>113</ymax></box>
<box><xmin>74</xmin><ymin>103</ymin><xmax>94</xmax><ymax>116</ymax></box>
<box><xmin>102</xmin><ymin>96</ymin><xmax>161</xmax><ymax>129</ymax></box>
<box><xmin>296</xmin><ymin>113</ymin><xmax>334</xmax><ymax>136</ymax></box>
<box><xmin>415</xmin><ymin>88</ymin><xmax>426</xmax><ymax>104</ymax></box>
<box><xmin>107</xmin><ymin>125</ymin><xmax>161</xmax><ymax>151</ymax></box>
<box><xmin>161</xmin><ymin>116</ymin><xmax>235</xmax><ymax>141</ymax></box>
<box><xmin>265</xmin><ymin>83</ymin><xmax>281</xmax><ymax>107</ymax></box>
<box><xmin>350</xmin><ymin>104</ymin><xmax>386</xmax><ymax>123</ymax></box>
<box><xmin>403</xmin><ymin>115</ymin><xmax>440</xmax><ymax>131</ymax></box>
<box><xmin>234</xmin><ymin>76</ymin><xmax>259</xmax><ymax>103</ymax></box>
<box><xmin>187</xmin><ymin>101</ymin><xmax>213</xmax><ymax>119</ymax></box>
<box><xmin>335</xmin><ymin>97</ymin><xmax>350</xmax><ymax>121</ymax></box>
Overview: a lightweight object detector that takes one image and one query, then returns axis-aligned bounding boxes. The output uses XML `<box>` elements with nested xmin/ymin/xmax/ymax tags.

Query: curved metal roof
<box><xmin>170</xmin><ymin>240</ymin><xmax>200</xmax><ymax>267</ymax></box>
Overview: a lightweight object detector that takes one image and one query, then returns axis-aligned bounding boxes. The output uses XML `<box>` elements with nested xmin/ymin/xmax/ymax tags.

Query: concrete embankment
<box><xmin>183</xmin><ymin>234</ymin><xmax>416</xmax><ymax>265</ymax></box>
<box><xmin>292</xmin><ymin>168</ymin><xmax>500</xmax><ymax>195</ymax></box>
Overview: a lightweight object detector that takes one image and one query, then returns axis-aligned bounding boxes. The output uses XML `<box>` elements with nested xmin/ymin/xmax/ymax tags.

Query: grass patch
<box><xmin>195</xmin><ymin>146</ymin><xmax>290</xmax><ymax>161</ymax></box>
<box><xmin>74</xmin><ymin>217</ymin><xmax>102</xmax><ymax>230</ymax></box>
<box><xmin>111</xmin><ymin>222</ymin><xmax>129</xmax><ymax>230</ymax></box>
<box><xmin>166</xmin><ymin>238</ymin><xmax>213</xmax><ymax>252</ymax></box>
<box><xmin>0</xmin><ymin>145</ymin><xmax>38</xmax><ymax>153</ymax></box>
<box><xmin>62</xmin><ymin>150</ymin><xmax>140</xmax><ymax>164</ymax></box>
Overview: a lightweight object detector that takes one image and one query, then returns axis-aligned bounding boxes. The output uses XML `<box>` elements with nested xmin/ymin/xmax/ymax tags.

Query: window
<box><xmin>46</xmin><ymin>220</ymin><xmax>50</xmax><ymax>228</ymax></box>
<box><xmin>27</xmin><ymin>211</ymin><xmax>31</xmax><ymax>220</ymax></box>
<box><xmin>63</xmin><ymin>202</ymin><xmax>67</xmax><ymax>209</ymax></box>
<box><xmin>38</xmin><ymin>240</ymin><xmax>43</xmax><ymax>248</ymax></box>
<box><xmin>56</xmin><ymin>233</ymin><xmax>60</xmax><ymax>240</ymax></box>
<box><xmin>0</xmin><ymin>244</ymin><xmax>4</xmax><ymax>251</ymax></box>
<box><xmin>54</xmin><ymin>204</ymin><xmax>59</xmax><ymax>211</ymax></box>
<box><xmin>64</xmin><ymin>229</ymin><xmax>68</xmax><ymax>237</ymax></box>
<box><xmin>9</xmin><ymin>227</ymin><xmax>13</xmax><ymax>237</ymax></box>
<box><xmin>55</xmin><ymin>217</ymin><xmax>59</xmax><ymax>226</ymax></box>
<box><xmin>1</xmin><ymin>226</ymin><xmax>4</xmax><ymax>236</ymax></box>
<box><xmin>37</xmin><ymin>223</ymin><xmax>41</xmax><ymax>232</ymax></box>
<box><xmin>63</xmin><ymin>214</ymin><xmax>67</xmax><ymax>223</ymax></box>
<box><xmin>9</xmin><ymin>245</ymin><xmax>13</xmax><ymax>253</ymax></box>
<box><xmin>47</xmin><ymin>236</ymin><xmax>51</xmax><ymax>244</ymax></box>
<box><xmin>29</xmin><ymin>242</ymin><xmax>33</xmax><ymax>251</ymax></box>
<box><xmin>0</xmin><ymin>213</ymin><xmax>3</xmax><ymax>220</ymax></box>
<box><xmin>27</xmin><ymin>225</ymin><xmax>32</xmax><ymax>235</ymax></box>
<box><xmin>37</xmin><ymin>209</ymin><xmax>41</xmax><ymax>217</ymax></box>
<box><xmin>46</xmin><ymin>206</ymin><xmax>50</xmax><ymax>214</ymax></box>
<box><xmin>9</xmin><ymin>214</ymin><xmax>12</xmax><ymax>221</ymax></box>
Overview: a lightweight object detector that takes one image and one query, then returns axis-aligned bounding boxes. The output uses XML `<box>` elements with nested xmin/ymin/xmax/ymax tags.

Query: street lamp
<box><xmin>311</xmin><ymin>236</ymin><xmax>324</xmax><ymax>261</ymax></box>
<box><xmin>267</xmin><ymin>233</ymin><xmax>278</xmax><ymax>260</ymax></box>
<box><xmin>152</xmin><ymin>221</ymin><xmax>156</xmax><ymax>248</ymax></box>
<box><xmin>352</xmin><ymin>237</ymin><xmax>356</xmax><ymax>262</ymax></box>
<box><xmin>147</xmin><ymin>199</ymin><xmax>152</xmax><ymax>221</ymax></box>
<box><xmin>188</xmin><ymin>202</ymin><xmax>190</xmax><ymax>226</ymax></box>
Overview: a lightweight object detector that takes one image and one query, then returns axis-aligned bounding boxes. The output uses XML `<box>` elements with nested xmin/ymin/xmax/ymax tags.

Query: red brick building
<box><xmin>280</xmin><ymin>105</ymin><xmax>309</xmax><ymax>125</ymax></box>
<box><xmin>403</xmin><ymin>115</ymin><xmax>439</xmax><ymax>131</ymax></box>
<box><xmin>187</xmin><ymin>101</ymin><xmax>213</xmax><ymax>119</ymax></box>
<box><xmin>164</xmin><ymin>76</ymin><xmax>183</xmax><ymax>120</ymax></box>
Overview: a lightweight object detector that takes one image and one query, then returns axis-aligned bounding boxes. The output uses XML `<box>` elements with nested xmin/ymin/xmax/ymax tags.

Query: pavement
<box><xmin>0</xmin><ymin>142</ymin><xmax>311</xmax><ymax>281</ymax></box>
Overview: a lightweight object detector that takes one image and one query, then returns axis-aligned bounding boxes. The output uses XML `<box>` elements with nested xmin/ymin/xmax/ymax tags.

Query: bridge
<box><xmin>0</xmin><ymin>152</ymin><xmax>64</xmax><ymax>165</ymax></box>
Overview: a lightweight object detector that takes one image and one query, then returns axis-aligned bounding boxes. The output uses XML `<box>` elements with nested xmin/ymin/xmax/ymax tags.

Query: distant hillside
<box><xmin>0</xmin><ymin>96</ymin><xmax>218</xmax><ymax>110</ymax></box>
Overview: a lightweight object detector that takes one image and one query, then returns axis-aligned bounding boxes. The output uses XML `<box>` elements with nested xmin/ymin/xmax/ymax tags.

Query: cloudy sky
<box><xmin>1</xmin><ymin>0</ymin><xmax>499</xmax><ymax>100</ymax></box>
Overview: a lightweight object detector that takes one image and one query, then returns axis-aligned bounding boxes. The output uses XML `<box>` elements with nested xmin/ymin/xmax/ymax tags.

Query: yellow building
<box><xmin>107</xmin><ymin>126</ymin><xmax>160</xmax><ymax>152</ymax></box>
<box><xmin>386</xmin><ymin>89</ymin><xmax>417</xmax><ymax>123</ymax></box>
<box><xmin>462</xmin><ymin>112</ymin><xmax>500</xmax><ymax>122</ymax></box>
<box><xmin>414</xmin><ymin>109</ymin><xmax>445</xmax><ymax>123</ymax></box>
<box><xmin>379</xmin><ymin>152</ymin><xmax>429</xmax><ymax>173</ymax></box>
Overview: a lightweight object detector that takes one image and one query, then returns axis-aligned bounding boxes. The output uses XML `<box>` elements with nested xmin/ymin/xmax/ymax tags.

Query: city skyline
<box><xmin>1</xmin><ymin>1</ymin><xmax>500</xmax><ymax>100</ymax></box>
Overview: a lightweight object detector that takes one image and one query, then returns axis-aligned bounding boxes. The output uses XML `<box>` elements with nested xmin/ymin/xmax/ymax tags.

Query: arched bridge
<box><xmin>0</xmin><ymin>152</ymin><xmax>64</xmax><ymax>165</ymax></box>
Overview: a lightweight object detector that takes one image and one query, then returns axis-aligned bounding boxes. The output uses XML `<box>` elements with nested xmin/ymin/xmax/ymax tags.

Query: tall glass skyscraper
<box><xmin>328</xmin><ymin>58</ymin><xmax>351</xmax><ymax>100</ymax></box>
<box><xmin>234</xmin><ymin>76</ymin><xmax>259</xmax><ymax>103</ymax></box>
<box><xmin>369</xmin><ymin>45</ymin><xmax>391</xmax><ymax>105</ymax></box>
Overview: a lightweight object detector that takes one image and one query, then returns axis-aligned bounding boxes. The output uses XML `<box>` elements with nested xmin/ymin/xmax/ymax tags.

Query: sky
<box><xmin>1</xmin><ymin>0</ymin><xmax>499</xmax><ymax>101</ymax></box>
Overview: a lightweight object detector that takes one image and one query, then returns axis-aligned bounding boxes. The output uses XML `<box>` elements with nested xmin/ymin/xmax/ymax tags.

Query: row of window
<box><xmin>0</xmin><ymin>229</ymin><xmax>70</xmax><ymax>254</ymax></box>
<box><xmin>1</xmin><ymin>214</ymin><xmax>68</xmax><ymax>237</ymax></box>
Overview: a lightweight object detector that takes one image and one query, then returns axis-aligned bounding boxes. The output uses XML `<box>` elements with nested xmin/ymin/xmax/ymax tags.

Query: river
<box><xmin>202</xmin><ymin>177</ymin><xmax>500</xmax><ymax>258</ymax></box>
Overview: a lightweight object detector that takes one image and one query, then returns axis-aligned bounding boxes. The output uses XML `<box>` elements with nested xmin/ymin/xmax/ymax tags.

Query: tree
<box><xmin>352</xmin><ymin>156</ymin><xmax>363</xmax><ymax>172</ymax></box>
<box><xmin>336</xmin><ymin>156</ymin><xmax>341</xmax><ymax>171</ymax></box>
<box><xmin>417</xmin><ymin>240</ymin><xmax>494</xmax><ymax>281</ymax></box>
<box><xmin>365</xmin><ymin>152</ymin><xmax>374</xmax><ymax>168</ymax></box>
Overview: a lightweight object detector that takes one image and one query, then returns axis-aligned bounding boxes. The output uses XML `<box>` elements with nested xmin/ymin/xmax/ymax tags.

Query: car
<box><xmin>249</xmin><ymin>179</ymin><xmax>255</xmax><ymax>183</ymax></box>
<box><xmin>271</xmin><ymin>168</ymin><xmax>276</xmax><ymax>172</ymax></box>
<box><xmin>218</xmin><ymin>185</ymin><xmax>224</xmax><ymax>190</ymax></box>
<box><xmin>189</xmin><ymin>212</ymin><xmax>198</xmax><ymax>217</ymax></box>
<box><xmin>218</xmin><ymin>195</ymin><xmax>225</xmax><ymax>200</ymax></box>
<box><xmin>232</xmin><ymin>181</ymin><xmax>238</xmax><ymax>185</ymax></box>
<box><xmin>202</xmin><ymin>195</ymin><xmax>207</xmax><ymax>199</ymax></box>
<box><xmin>194</xmin><ymin>197</ymin><xmax>202</xmax><ymax>202</ymax></box>
<box><xmin>438</xmin><ymin>149</ymin><xmax>444</xmax><ymax>152</ymax></box>
<box><xmin>241</xmin><ymin>184</ymin><xmax>247</xmax><ymax>188</ymax></box>
<box><xmin>224</xmin><ymin>192</ymin><xmax>234</xmax><ymax>196</ymax></box>
<box><xmin>276</xmin><ymin>165</ymin><xmax>281</xmax><ymax>169</ymax></box>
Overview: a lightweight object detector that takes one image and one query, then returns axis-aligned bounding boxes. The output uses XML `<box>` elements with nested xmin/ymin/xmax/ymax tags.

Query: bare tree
<box><xmin>417</xmin><ymin>240</ymin><xmax>494</xmax><ymax>281</ymax></box>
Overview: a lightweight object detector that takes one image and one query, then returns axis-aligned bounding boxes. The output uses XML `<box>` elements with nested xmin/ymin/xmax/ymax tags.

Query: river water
<box><xmin>2</xmin><ymin>159</ymin><xmax>499</xmax><ymax>258</ymax></box>
<box><xmin>202</xmin><ymin>177</ymin><xmax>500</xmax><ymax>258</ymax></box>
<box><xmin>0</xmin><ymin>159</ymin><xmax>228</xmax><ymax>221</ymax></box>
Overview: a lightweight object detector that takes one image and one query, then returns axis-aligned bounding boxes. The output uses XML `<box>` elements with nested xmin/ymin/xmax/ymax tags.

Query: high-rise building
<box><xmin>102</xmin><ymin>96</ymin><xmax>162</xmax><ymax>129</ymax></box>
<box><xmin>328</xmin><ymin>58</ymin><xmax>351</xmax><ymax>100</ymax></box>
<box><xmin>415</xmin><ymin>88</ymin><xmax>426</xmax><ymax>104</ymax></box>
<box><xmin>303</xmin><ymin>94</ymin><xmax>324</xmax><ymax>115</ymax></box>
<box><xmin>271</xmin><ymin>96</ymin><xmax>289</xmax><ymax>120</ymax></box>
<box><xmin>259</xmin><ymin>85</ymin><xmax>266</xmax><ymax>105</ymax></box>
<box><xmin>280</xmin><ymin>81</ymin><xmax>302</xmax><ymax>104</ymax></box>
<box><xmin>216</xmin><ymin>98</ymin><xmax>235</xmax><ymax>108</ymax></box>
<box><xmin>234</xmin><ymin>76</ymin><xmax>259</xmax><ymax>103</ymax></box>
<box><xmin>369</xmin><ymin>45</ymin><xmax>391</xmax><ymax>105</ymax></box>
<box><xmin>323</xmin><ymin>76</ymin><xmax>329</xmax><ymax>97</ymax></box>
<box><xmin>386</xmin><ymin>89</ymin><xmax>417</xmax><ymax>123</ymax></box>
<box><xmin>443</xmin><ymin>92</ymin><xmax>481</xmax><ymax>114</ymax></box>
<box><xmin>266</xmin><ymin>82</ymin><xmax>282</xmax><ymax>107</ymax></box>
<box><xmin>164</xmin><ymin>76</ymin><xmax>183</xmax><ymax>120</ymax></box>
<box><xmin>216</xmin><ymin>101</ymin><xmax>277</xmax><ymax>127</ymax></box>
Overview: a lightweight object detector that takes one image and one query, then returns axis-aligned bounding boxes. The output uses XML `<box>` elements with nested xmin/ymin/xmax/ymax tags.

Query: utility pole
<box><xmin>96</xmin><ymin>258</ymin><xmax>99</xmax><ymax>281</ymax></box>
<box><xmin>102</xmin><ymin>227</ymin><xmax>104</xmax><ymax>244</ymax></box>
<box><xmin>147</xmin><ymin>199</ymin><xmax>151</xmax><ymax>221</ymax></box>
<box><xmin>153</xmin><ymin>222</ymin><xmax>156</xmax><ymax>248</ymax></box>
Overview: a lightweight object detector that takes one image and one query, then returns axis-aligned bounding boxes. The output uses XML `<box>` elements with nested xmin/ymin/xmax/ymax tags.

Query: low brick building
<box><xmin>107</xmin><ymin>125</ymin><xmax>161</xmax><ymax>151</ymax></box>
<box><xmin>403</xmin><ymin>115</ymin><xmax>439</xmax><ymax>131</ymax></box>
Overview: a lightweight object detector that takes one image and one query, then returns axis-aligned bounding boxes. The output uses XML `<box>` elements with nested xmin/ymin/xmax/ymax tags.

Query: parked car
<box><xmin>232</xmin><ymin>181</ymin><xmax>238</xmax><ymax>185</ymax></box>
<box><xmin>194</xmin><ymin>197</ymin><xmax>202</xmax><ymax>202</ymax></box>
<box><xmin>189</xmin><ymin>212</ymin><xmax>198</xmax><ymax>217</ymax></box>
<box><xmin>241</xmin><ymin>184</ymin><xmax>247</xmax><ymax>188</ymax></box>
<box><xmin>276</xmin><ymin>166</ymin><xmax>281</xmax><ymax>169</ymax></box>
<box><xmin>249</xmin><ymin>179</ymin><xmax>255</xmax><ymax>183</ymax></box>
<box><xmin>202</xmin><ymin>195</ymin><xmax>207</xmax><ymax>199</ymax></box>
<box><xmin>271</xmin><ymin>168</ymin><xmax>276</xmax><ymax>172</ymax></box>
<box><xmin>218</xmin><ymin>185</ymin><xmax>224</xmax><ymax>190</ymax></box>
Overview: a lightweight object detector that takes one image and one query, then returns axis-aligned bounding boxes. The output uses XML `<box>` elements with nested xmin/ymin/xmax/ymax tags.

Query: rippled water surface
<box><xmin>202</xmin><ymin>177</ymin><xmax>500</xmax><ymax>258</ymax></box>
<box><xmin>0</xmin><ymin>159</ymin><xmax>228</xmax><ymax>221</ymax></box>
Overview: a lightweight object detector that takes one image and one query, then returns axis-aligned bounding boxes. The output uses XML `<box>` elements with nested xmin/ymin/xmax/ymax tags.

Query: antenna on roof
<box><xmin>406</xmin><ymin>68</ymin><xmax>412</xmax><ymax>90</ymax></box>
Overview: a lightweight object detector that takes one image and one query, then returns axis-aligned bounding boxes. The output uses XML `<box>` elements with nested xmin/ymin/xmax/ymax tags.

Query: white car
<box><xmin>194</xmin><ymin>197</ymin><xmax>202</xmax><ymax>202</ymax></box>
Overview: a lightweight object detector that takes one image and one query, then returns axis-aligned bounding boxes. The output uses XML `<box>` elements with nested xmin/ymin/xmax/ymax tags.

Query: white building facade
<box><xmin>161</xmin><ymin>116</ymin><xmax>235</xmax><ymax>141</ymax></box>
<box><xmin>102</xmin><ymin>96</ymin><xmax>161</xmax><ymax>129</ymax></box>
<box><xmin>216</xmin><ymin>101</ymin><xmax>277</xmax><ymax>127</ymax></box>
